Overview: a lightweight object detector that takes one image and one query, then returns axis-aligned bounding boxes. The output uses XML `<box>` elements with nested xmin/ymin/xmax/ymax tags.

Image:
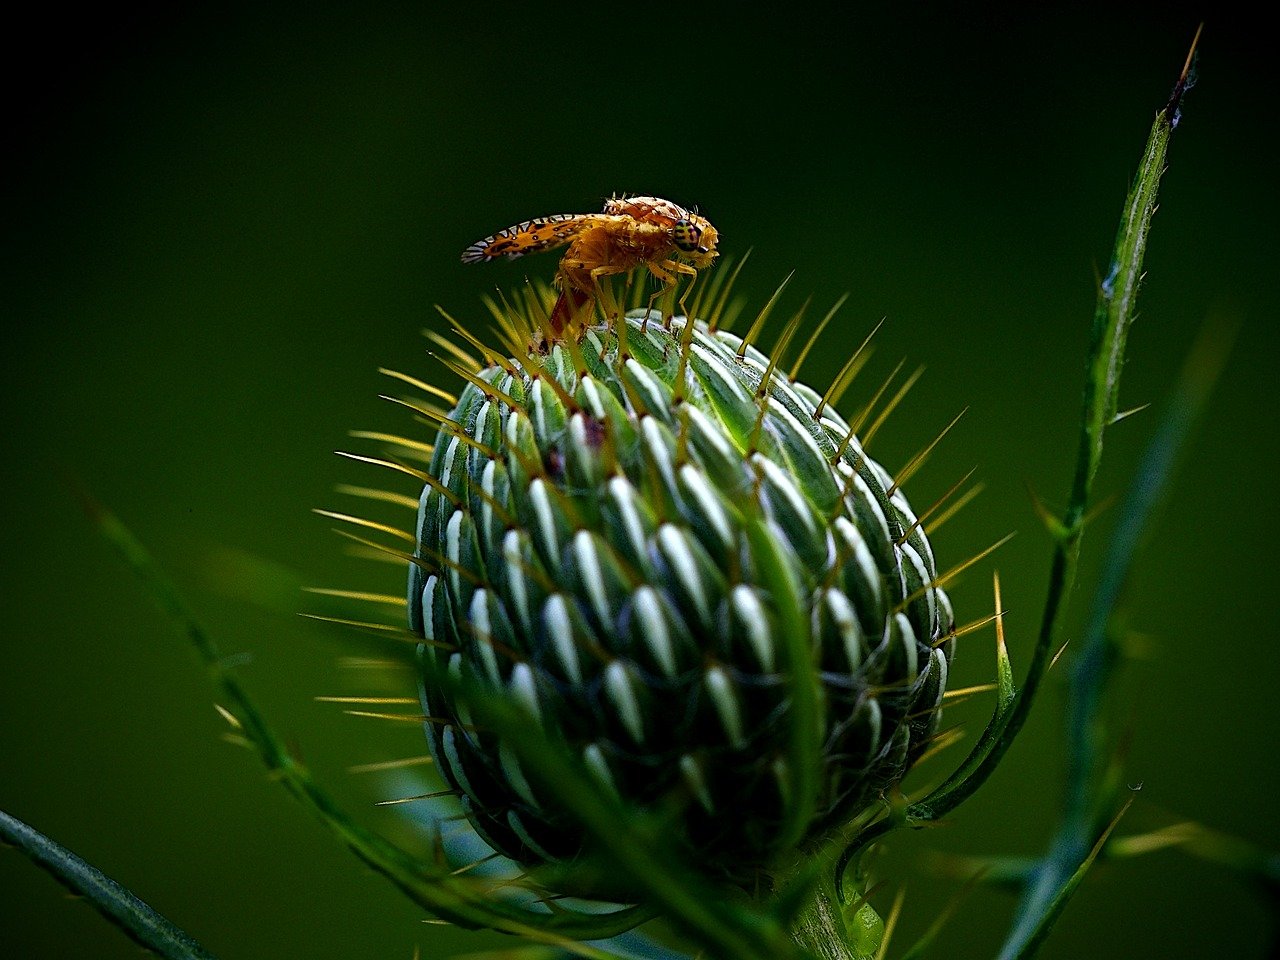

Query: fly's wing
<box><xmin>460</xmin><ymin>213</ymin><xmax>596</xmax><ymax>264</ymax></box>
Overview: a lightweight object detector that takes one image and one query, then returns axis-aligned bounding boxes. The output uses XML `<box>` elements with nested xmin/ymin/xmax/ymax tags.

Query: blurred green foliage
<box><xmin>2</xmin><ymin>6</ymin><xmax>1275</xmax><ymax>959</ymax></box>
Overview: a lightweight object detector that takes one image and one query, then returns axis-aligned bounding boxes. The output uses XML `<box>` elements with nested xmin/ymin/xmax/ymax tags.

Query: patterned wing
<box><xmin>461</xmin><ymin>214</ymin><xmax>594</xmax><ymax>264</ymax></box>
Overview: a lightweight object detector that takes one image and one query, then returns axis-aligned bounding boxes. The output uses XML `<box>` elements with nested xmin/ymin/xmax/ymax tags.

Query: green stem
<box><xmin>779</xmin><ymin>853</ymin><xmax>878</xmax><ymax>960</ymax></box>
<box><xmin>789</xmin><ymin>886</ymin><xmax>860</xmax><ymax>960</ymax></box>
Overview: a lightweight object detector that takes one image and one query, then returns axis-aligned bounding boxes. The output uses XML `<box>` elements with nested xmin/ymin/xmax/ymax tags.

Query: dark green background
<box><xmin>3</xmin><ymin>6</ymin><xmax>1276</xmax><ymax>958</ymax></box>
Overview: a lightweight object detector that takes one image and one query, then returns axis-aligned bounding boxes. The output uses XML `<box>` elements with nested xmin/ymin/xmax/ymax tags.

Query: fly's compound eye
<box><xmin>671</xmin><ymin>219</ymin><xmax>702</xmax><ymax>253</ymax></box>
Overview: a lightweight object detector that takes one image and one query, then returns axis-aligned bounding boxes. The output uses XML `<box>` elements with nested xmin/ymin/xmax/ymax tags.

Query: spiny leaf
<box><xmin>1004</xmin><ymin>309</ymin><xmax>1238</xmax><ymax>955</ymax></box>
<box><xmin>88</xmin><ymin>500</ymin><xmax>650</xmax><ymax>943</ymax></box>
<box><xmin>928</xmin><ymin>30</ymin><xmax>1196</xmax><ymax>818</ymax></box>
<box><xmin>999</xmin><ymin>797</ymin><xmax>1135</xmax><ymax>960</ymax></box>
<box><xmin>834</xmin><ymin>35</ymin><xmax>1195</xmax><ymax>874</ymax></box>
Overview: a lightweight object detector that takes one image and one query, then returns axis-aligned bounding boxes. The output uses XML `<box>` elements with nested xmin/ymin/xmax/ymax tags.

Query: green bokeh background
<box><xmin>3</xmin><ymin>6</ymin><xmax>1276</xmax><ymax>958</ymax></box>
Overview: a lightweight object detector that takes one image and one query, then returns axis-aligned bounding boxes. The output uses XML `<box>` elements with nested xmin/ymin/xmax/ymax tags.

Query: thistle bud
<box><xmin>407</xmin><ymin>302</ymin><xmax>953</xmax><ymax>894</ymax></box>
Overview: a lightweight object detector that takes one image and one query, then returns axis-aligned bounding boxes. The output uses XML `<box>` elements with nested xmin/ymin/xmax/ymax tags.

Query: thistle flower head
<box><xmin>403</xmin><ymin>280</ymin><xmax>955</xmax><ymax>897</ymax></box>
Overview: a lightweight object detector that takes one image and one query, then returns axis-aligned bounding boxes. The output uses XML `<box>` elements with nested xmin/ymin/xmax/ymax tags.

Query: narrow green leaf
<box><xmin>0</xmin><ymin>809</ymin><xmax>219</xmax><ymax>960</ymax></box>
<box><xmin>1002</xmin><ymin>798</ymin><xmax>1134</xmax><ymax>960</ymax></box>
<box><xmin>926</xmin><ymin>33</ymin><xmax>1195</xmax><ymax>821</ymax></box>
<box><xmin>437</xmin><ymin>660</ymin><xmax>803</xmax><ymax>960</ymax></box>
<box><xmin>746</xmin><ymin>516</ymin><xmax>821</xmax><ymax>851</ymax></box>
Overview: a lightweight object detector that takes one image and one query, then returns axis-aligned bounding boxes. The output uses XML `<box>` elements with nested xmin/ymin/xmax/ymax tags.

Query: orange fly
<box><xmin>461</xmin><ymin>195</ymin><xmax>719</xmax><ymax>334</ymax></box>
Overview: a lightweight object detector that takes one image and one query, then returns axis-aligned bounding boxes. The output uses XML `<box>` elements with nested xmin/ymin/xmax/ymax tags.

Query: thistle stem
<box><xmin>788</xmin><ymin>872</ymin><xmax>873</xmax><ymax>960</ymax></box>
<box><xmin>777</xmin><ymin>851</ymin><xmax>881</xmax><ymax>960</ymax></box>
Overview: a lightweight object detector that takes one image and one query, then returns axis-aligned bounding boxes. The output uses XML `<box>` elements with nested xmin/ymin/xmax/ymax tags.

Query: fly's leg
<box><xmin>587</xmin><ymin>262</ymin><xmax>631</xmax><ymax>325</ymax></box>
<box><xmin>674</xmin><ymin>263</ymin><xmax>701</xmax><ymax>323</ymax></box>
<box><xmin>646</xmin><ymin>260</ymin><xmax>698</xmax><ymax>329</ymax></box>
